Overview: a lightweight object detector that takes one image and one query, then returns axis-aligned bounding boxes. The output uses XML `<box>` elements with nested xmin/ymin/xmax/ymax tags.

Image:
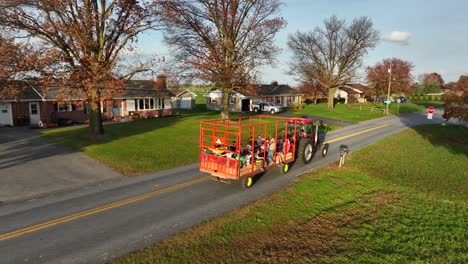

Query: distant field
<box><xmin>292</xmin><ymin>102</ymin><xmax>425</xmax><ymax>122</ymax></box>
<box><xmin>115</xmin><ymin>124</ymin><xmax>468</xmax><ymax>263</ymax></box>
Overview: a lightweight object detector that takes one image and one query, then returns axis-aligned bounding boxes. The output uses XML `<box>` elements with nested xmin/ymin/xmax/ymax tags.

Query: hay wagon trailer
<box><xmin>199</xmin><ymin>115</ymin><xmax>328</xmax><ymax>188</ymax></box>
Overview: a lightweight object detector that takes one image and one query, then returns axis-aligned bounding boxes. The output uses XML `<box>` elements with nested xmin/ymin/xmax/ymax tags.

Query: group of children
<box><xmin>229</xmin><ymin>133</ymin><xmax>292</xmax><ymax>169</ymax></box>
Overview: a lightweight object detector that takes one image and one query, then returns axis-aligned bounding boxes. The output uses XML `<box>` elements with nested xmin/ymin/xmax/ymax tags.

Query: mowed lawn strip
<box><xmin>293</xmin><ymin>102</ymin><xmax>425</xmax><ymax>122</ymax></box>
<box><xmin>115</xmin><ymin>124</ymin><xmax>467</xmax><ymax>263</ymax></box>
<box><xmin>40</xmin><ymin>110</ymin><xmax>339</xmax><ymax>175</ymax></box>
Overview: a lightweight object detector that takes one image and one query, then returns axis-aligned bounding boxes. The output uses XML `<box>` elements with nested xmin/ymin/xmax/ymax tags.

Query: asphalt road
<box><xmin>0</xmin><ymin>110</ymin><xmax>452</xmax><ymax>264</ymax></box>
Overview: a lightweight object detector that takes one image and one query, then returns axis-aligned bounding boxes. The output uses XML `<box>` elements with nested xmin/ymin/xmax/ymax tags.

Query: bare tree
<box><xmin>0</xmin><ymin>0</ymin><xmax>159</xmax><ymax>136</ymax></box>
<box><xmin>288</xmin><ymin>15</ymin><xmax>379</xmax><ymax>109</ymax></box>
<box><xmin>160</xmin><ymin>0</ymin><xmax>286</xmax><ymax>118</ymax></box>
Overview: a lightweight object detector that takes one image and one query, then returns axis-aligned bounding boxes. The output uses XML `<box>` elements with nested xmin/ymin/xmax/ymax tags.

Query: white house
<box><xmin>171</xmin><ymin>90</ymin><xmax>197</xmax><ymax>109</ymax></box>
<box><xmin>204</xmin><ymin>89</ymin><xmax>251</xmax><ymax>112</ymax></box>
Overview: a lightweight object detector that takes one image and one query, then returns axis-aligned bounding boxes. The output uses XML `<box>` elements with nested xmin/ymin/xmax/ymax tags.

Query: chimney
<box><xmin>271</xmin><ymin>81</ymin><xmax>278</xmax><ymax>86</ymax></box>
<box><xmin>155</xmin><ymin>75</ymin><xmax>167</xmax><ymax>90</ymax></box>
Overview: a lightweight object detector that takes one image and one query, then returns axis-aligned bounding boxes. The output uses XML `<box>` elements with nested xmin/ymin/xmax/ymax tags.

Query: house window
<box><xmin>30</xmin><ymin>104</ymin><xmax>38</xmax><ymax>114</ymax></box>
<box><xmin>229</xmin><ymin>96</ymin><xmax>236</xmax><ymax>104</ymax></box>
<box><xmin>156</xmin><ymin>98</ymin><xmax>164</xmax><ymax>109</ymax></box>
<box><xmin>135</xmin><ymin>98</ymin><xmax>156</xmax><ymax>110</ymax></box>
<box><xmin>56</xmin><ymin>103</ymin><xmax>77</xmax><ymax>112</ymax></box>
<box><xmin>210</xmin><ymin>97</ymin><xmax>219</xmax><ymax>104</ymax></box>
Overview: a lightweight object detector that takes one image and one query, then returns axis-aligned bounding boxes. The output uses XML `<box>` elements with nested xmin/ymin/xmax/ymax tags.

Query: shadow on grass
<box><xmin>411</xmin><ymin>125</ymin><xmax>468</xmax><ymax>156</ymax></box>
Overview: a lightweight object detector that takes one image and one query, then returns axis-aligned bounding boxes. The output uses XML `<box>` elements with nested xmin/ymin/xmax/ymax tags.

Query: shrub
<box><xmin>347</xmin><ymin>96</ymin><xmax>357</xmax><ymax>104</ymax></box>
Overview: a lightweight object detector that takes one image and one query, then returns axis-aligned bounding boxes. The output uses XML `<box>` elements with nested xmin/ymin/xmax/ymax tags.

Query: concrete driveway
<box><xmin>0</xmin><ymin>127</ymin><xmax>122</xmax><ymax>204</ymax></box>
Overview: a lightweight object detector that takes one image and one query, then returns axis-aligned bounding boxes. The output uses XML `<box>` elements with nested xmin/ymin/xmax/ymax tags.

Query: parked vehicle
<box><xmin>397</xmin><ymin>96</ymin><xmax>407</xmax><ymax>103</ymax></box>
<box><xmin>199</xmin><ymin>115</ymin><xmax>329</xmax><ymax>188</ymax></box>
<box><xmin>250</xmin><ymin>102</ymin><xmax>283</xmax><ymax>114</ymax></box>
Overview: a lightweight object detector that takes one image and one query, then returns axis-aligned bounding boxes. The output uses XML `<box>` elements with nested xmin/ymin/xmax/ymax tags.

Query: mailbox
<box><xmin>427</xmin><ymin>106</ymin><xmax>435</xmax><ymax>119</ymax></box>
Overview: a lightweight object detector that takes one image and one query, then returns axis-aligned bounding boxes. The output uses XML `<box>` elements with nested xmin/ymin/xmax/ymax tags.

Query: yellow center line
<box><xmin>0</xmin><ymin>176</ymin><xmax>211</xmax><ymax>241</ymax></box>
<box><xmin>0</xmin><ymin>124</ymin><xmax>391</xmax><ymax>242</ymax></box>
<box><xmin>324</xmin><ymin>124</ymin><xmax>390</xmax><ymax>144</ymax></box>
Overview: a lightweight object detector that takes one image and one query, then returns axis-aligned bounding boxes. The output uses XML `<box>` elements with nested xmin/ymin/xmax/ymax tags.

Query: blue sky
<box><xmin>136</xmin><ymin>0</ymin><xmax>468</xmax><ymax>86</ymax></box>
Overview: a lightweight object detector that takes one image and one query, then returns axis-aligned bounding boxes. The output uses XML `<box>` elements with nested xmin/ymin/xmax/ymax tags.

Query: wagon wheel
<box><xmin>270</xmin><ymin>109</ymin><xmax>275</xmax><ymax>114</ymax></box>
<box><xmin>321</xmin><ymin>143</ymin><xmax>329</xmax><ymax>157</ymax></box>
<box><xmin>282</xmin><ymin>163</ymin><xmax>290</xmax><ymax>174</ymax></box>
<box><xmin>241</xmin><ymin>176</ymin><xmax>254</xmax><ymax>189</ymax></box>
<box><xmin>297</xmin><ymin>138</ymin><xmax>313</xmax><ymax>164</ymax></box>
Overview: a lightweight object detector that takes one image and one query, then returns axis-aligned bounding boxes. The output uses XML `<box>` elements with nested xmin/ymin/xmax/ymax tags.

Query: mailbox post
<box><xmin>427</xmin><ymin>106</ymin><xmax>435</xmax><ymax>119</ymax></box>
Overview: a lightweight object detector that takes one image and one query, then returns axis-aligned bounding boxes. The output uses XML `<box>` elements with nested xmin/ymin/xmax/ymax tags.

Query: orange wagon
<box><xmin>200</xmin><ymin>115</ymin><xmax>329</xmax><ymax>188</ymax></box>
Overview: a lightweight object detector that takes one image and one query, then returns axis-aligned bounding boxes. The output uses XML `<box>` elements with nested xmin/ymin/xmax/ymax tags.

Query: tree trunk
<box><xmin>88</xmin><ymin>88</ymin><xmax>104</xmax><ymax>135</ymax></box>
<box><xmin>327</xmin><ymin>88</ymin><xmax>336</xmax><ymax>110</ymax></box>
<box><xmin>220</xmin><ymin>87</ymin><xmax>230</xmax><ymax>119</ymax></box>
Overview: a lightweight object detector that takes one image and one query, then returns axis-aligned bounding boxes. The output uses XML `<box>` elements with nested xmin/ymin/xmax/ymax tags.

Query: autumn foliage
<box><xmin>366</xmin><ymin>58</ymin><xmax>414</xmax><ymax>96</ymax></box>
<box><xmin>422</xmin><ymin>72</ymin><xmax>444</xmax><ymax>88</ymax></box>
<box><xmin>0</xmin><ymin>0</ymin><xmax>159</xmax><ymax>135</ymax></box>
<box><xmin>298</xmin><ymin>82</ymin><xmax>327</xmax><ymax>104</ymax></box>
<box><xmin>443</xmin><ymin>76</ymin><xmax>468</xmax><ymax>121</ymax></box>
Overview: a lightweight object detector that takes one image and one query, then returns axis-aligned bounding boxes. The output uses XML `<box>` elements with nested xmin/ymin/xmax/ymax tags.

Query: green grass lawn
<box><xmin>41</xmin><ymin>106</ymin><xmax>338</xmax><ymax>175</ymax></box>
<box><xmin>293</xmin><ymin>102</ymin><xmax>425</xmax><ymax>122</ymax></box>
<box><xmin>115</xmin><ymin>124</ymin><xmax>468</xmax><ymax>263</ymax></box>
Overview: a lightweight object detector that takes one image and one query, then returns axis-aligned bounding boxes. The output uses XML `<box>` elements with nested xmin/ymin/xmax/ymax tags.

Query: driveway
<box><xmin>0</xmin><ymin>127</ymin><xmax>122</xmax><ymax>204</ymax></box>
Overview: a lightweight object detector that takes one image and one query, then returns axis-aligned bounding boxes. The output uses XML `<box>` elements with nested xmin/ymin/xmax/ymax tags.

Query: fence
<box><xmin>355</xmin><ymin>105</ymin><xmax>386</xmax><ymax>114</ymax></box>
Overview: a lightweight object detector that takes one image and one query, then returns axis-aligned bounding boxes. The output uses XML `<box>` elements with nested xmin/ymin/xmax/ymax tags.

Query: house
<box><xmin>204</xmin><ymin>82</ymin><xmax>304</xmax><ymax>112</ymax></box>
<box><xmin>0</xmin><ymin>80</ymin><xmax>43</xmax><ymax>126</ymax></box>
<box><xmin>334</xmin><ymin>84</ymin><xmax>367</xmax><ymax>103</ymax></box>
<box><xmin>205</xmin><ymin>89</ymin><xmax>251</xmax><ymax>112</ymax></box>
<box><xmin>0</xmin><ymin>76</ymin><xmax>174</xmax><ymax>127</ymax></box>
<box><xmin>171</xmin><ymin>89</ymin><xmax>197</xmax><ymax>109</ymax></box>
<box><xmin>255</xmin><ymin>81</ymin><xmax>304</xmax><ymax>107</ymax></box>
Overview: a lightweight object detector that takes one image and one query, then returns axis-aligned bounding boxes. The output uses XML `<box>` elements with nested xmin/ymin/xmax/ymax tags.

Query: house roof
<box><xmin>114</xmin><ymin>80</ymin><xmax>175</xmax><ymax>99</ymax></box>
<box><xmin>204</xmin><ymin>83</ymin><xmax>304</xmax><ymax>98</ymax></box>
<box><xmin>204</xmin><ymin>89</ymin><xmax>248</xmax><ymax>98</ymax></box>
<box><xmin>0</xmin><ymin>80</ymin><xmax>43</xmax><ymax>101</ymax></box>
<box><xmin>338</xmin><ymin>86</ymin><xmax>362</xmax><ymax>95</ymax></box>
<box><xmin>1</xmin><ymin>80</ymin><xmax>175</xmax><ymax>101</ymax></box>
<box><xmin>171</xmin><ymin>89</ymin><xmax>197</xmax><ymax>98</ymax></box>
<box><xmin>255</xmin><ymin>83</ymin><xmax>304</xmax><ymax>96</ymax></box>
<box><xmin>346</xmin><ymin>83</ymin><xmax>369</xmax><ymax>92</ymax></box>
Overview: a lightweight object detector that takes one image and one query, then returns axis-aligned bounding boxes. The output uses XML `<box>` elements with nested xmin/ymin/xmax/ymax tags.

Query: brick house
<box><xmin>0</xmin><ymin>76</ymin><xmax>174</xmax><ymax>127</ymax></box>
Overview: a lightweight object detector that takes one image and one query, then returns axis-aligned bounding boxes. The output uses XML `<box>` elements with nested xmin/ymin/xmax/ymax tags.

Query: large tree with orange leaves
<box><xmin>0</xmin><ymin>0</ymin><xmax>159</xmax><ymax>135</ymax></box>
<box><xmin>160</xmin><ymin>0</ymin><xmax>286</xmax><ymax>119</ymax></box>
<box><xmin>443</xmin><ymin>76</ymin><xmax>468</xmax><ymax>122</ymax></box>
<box><xmin>366</xmin><ymin>58</ymin><xmax>414</xmax><ymax>97</ymax></box>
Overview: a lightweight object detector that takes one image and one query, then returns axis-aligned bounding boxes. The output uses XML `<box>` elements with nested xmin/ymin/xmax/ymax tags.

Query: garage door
<box><xmin>0</xmin><ymin>103</ymin><xmax>13</xmax><ymax>126</ymax></box>
<box><xmin>180</xmin><ymin>97</ymin><xmax>191</xmax><ymax>109</ymax></box>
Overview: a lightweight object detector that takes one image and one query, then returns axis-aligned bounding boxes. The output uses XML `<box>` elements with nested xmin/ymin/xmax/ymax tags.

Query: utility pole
<box><xmin>386</xmin><ymin>62</ymin><xmax>392</xmax><ymax>115</ymax></box>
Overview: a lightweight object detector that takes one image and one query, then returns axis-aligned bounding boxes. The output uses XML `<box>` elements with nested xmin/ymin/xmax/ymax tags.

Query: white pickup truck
<box><xmin>250</xmin><ymin>102</ymin><xmax>283</xmax><ymax>114</ymax></box>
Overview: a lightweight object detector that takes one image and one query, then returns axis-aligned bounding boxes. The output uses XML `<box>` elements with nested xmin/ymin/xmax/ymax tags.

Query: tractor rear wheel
<box><xmin>297</xmin><ymin>138</ymin><xmax>313</xmax><ymax>164</ymax></box>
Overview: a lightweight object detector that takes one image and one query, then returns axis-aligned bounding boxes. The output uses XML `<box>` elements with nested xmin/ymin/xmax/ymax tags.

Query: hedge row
<box><xmin>409</xmin><ymin>95</ymin><xmax>442</xmax><ymax>102</ymax></box>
